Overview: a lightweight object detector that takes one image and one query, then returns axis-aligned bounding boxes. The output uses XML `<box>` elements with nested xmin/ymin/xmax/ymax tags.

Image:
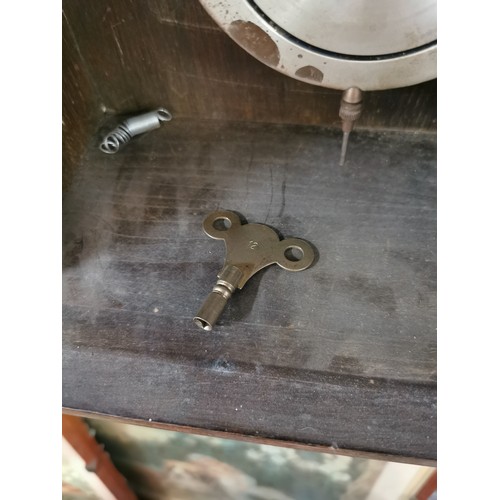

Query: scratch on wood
<box><xmin>111</xmin><ymin>23</ymin><xmax>125</xmax><ymax>67</ymax></box>
<box><xmin>146</xmin><ymin>1</ymin><xmax>220</xmax><ymax>32</ymax></box>
<box><xmin>264</xmin><ymin>166</ymin><xmax>274</xmax><ymax>223</ymax></box>
<box><xmin>101</xmin><ymin>6</ymin><xmax>112</xmax><ymax>23</ymax></box>
<box><xmin>278</xmin><ymin>174</ymin><xmax>286</xmax><ymax>218</ymax></box>
<box><xmin>154</xmin><ymin>18</ymin><xmax>220</xmax><ymax>32</ymax></box>
<box><xmin>166</xmin><ymin>80</ymin><xmax>189</xmax><ymax>100</ymax></box>
<box><xmin>245</xmin><ymin>148</ymin><xmax>254</xmax><ymax>212</ymax></box>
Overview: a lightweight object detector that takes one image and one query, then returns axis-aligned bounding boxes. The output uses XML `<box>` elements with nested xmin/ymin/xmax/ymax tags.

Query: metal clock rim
<box><xmin>199</xmin><ymin>0</ymin><xmax>437</xmax><ymax>91</ymax></box>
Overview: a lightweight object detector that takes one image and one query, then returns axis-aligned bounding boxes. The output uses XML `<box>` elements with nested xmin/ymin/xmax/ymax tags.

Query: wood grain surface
<box><xmin>62</xmin><ymin>119</ymin><xmax>436</xmax><ymax>462</ymax></box>
<box><xmin>62</xmin><ymin>10</ymin><xmax>103</xmax><ymax>191</ymax></box>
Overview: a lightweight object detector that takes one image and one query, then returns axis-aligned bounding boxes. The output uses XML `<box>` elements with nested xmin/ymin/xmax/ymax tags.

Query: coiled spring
<box><xmin>100</xmin><ymin>107</ymin><xmax>172</xmax><ymax>154</ymax></box>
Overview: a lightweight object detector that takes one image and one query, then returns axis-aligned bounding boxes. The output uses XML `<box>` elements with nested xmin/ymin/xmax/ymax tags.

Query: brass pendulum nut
<box><xmin>339</xmin><ymin>87</ymin><xmax>364</xmax><ymax>166</ymax></box>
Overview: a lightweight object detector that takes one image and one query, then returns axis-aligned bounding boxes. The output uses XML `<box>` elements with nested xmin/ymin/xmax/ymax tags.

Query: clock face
<box><xmin>199</xmin><ymin>0</ymin><xmax>437</xmax><ymax>91</ymax></box>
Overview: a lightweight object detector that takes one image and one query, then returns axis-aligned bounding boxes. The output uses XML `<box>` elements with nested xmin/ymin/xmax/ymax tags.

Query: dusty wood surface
<box><xmin>63</xmin><ymin>119</ymin><xmax>436</xmax><ymax>462</ymax></box>
<box><xmin>62</xmin><ymin>0</ymin><xmax>436</xmax><ymax>130</ymax></box>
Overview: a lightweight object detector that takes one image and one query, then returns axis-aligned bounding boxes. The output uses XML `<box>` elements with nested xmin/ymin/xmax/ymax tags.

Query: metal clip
<box><xmin>194</xmin><ymin>210</ymin><xmax>315</xmax><ymax>331</ymax></box>
<box><xmin>99</xmin><ymin>108</ymin><xmax>172</xmax><ymax>154</ymax></box>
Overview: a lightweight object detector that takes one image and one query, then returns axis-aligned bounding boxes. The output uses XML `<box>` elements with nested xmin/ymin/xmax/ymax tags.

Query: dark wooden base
<box><xmin>63</xmin><ymin>119</ymin><xmax>436</xmax><ymax>463</ymax></box>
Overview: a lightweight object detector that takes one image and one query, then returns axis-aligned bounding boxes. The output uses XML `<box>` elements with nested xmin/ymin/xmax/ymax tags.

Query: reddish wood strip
<box><xmin>62</xmin><ymin>415</ymin><xmax>137</xmax><ymax>500</ymax></box>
